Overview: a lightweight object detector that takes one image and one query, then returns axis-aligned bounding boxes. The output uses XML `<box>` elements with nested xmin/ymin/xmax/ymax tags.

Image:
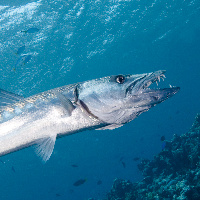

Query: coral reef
<box><xmin>100</xmin><ymin>113</ymin><xmax>200</xmax><ymax>200</ymax></box>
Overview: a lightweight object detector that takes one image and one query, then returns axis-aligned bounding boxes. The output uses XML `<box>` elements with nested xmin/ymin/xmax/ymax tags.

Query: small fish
<box><xmin>119</xmin><ymin>156</ymin><xmax>124</xmax><ymax>162</ymax></box>
<box><xmin>73</xmin><ymin>179</ymin><xmax>87</xmax><ymax>186</ymax></box>
<box><xmin>14</xmin><ymin>54</ymin><xmax>26</xmax><ymax>70</ymax></box>
<box><xmin>23</xmin><ymin>55</ymin><xmax>32</xmax><ymax>64</ymax></box>
<box><xmin>133</xmin><ymin>157</ymin><xmax>140</xmax><ymax>161</ymax></box>
<box><xmin>12</xmin><ymin>166</ymin><xmax>15</xmax><ymax>172</ymax></box>
<box><xmin>121</xmin><ymin>161</ymin><xmax>126</xmax><ymax>168</ymax></box>
<box><xmin>16</xmin><ymin>45</ymin><xmax>25</xmax><ymax>55</ymax></box>
<box><xmin>71</xmin><ymin>164</ymin><xmax>78</xmax><ymax>168</ymax></box>
<box><xmin>160</xmin><ymin>136</ymin><xmax>165</xmax><ymax>141</ymax></box>
<box><xmin>97</xmin><ymin>180</ymin><xmax>102</xmax><ymax>185</ymax></box>
<box><xmin>21</xmin><ymin>28</ymin><xmax>39</xmax><ymax>34</ymax></box>
<box><xmin>56</xmin><ymin>193</ymin><xmax>61</xmax><ymax>197</ymax></box>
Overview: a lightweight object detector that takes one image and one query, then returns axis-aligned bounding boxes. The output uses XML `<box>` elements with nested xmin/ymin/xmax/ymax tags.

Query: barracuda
<box><xmin>0</xmin><ymin>70</ymin><xmax>180</xmax><ymax>162</ymax></box>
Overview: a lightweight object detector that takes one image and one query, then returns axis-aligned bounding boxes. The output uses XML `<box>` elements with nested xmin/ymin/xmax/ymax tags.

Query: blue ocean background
<box><xmin>0</xmin><ymin>0</ymin><xmax>199</xmax><ymax>199</ymax></box>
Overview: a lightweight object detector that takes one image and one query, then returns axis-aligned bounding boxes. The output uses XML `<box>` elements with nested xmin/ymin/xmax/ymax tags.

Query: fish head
<box><xmin>78</xmin><ymin>70</ymin><xmax>180</xmax><ymax>124</ymax></box>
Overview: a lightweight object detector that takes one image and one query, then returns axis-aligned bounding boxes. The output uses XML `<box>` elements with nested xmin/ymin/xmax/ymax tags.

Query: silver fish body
<box><xmin>0</xmin><ymin>70</ymin><xmax>180</xmax><ymax>162</ymax></box>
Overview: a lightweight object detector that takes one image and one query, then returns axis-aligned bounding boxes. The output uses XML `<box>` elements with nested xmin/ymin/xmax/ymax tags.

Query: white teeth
<box><xmin>146</xmin><ymin>73</ymin><xmax>166</xmax><ymax>88</ymax></box>
<box><xmin>161</xmin><ymin>77</ymin><xmax>165</xmax><ymax>81</ymax></box>
<box><xmin>157</xmin><ymin>74</ymin><xmax>165</xmax><ymax>82</ymax></box>
<box><xmin>169</xmin><ymin>84</ymin><xmax>172</xmax><ymax>88</ymax></box>
<box><xmin>161</xmin><ymin>74</ymin><xmax>166</xmax><ymax>78</ymax></box>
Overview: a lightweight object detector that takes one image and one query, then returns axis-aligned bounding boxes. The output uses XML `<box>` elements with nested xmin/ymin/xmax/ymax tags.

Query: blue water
<box><xmin>0</xmin><ymin>0</ymin><xmax>199</xmax><ymax>199</ymax></box>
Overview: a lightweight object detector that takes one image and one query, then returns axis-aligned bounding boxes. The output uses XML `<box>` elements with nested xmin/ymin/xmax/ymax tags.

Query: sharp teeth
<box><xmin>158</xmin><ymin>76</ymin><xmax>160</xmax><ymax>82</ymax></box>
<box><xmin>161</xmin><ymin>74</ymin><xmax>166</xmax><ymax>78</ymax></box>
<box><xmin>160</xmin><ymin>74</ymin><xmax>166</xmax><ymax>81</ymax></box>
<box><xmin>169</xmin><ymin>84</ymin><xmax>172</xmax><ymax>88</ymax></box>
<box><xmin>156</xmin><ymin>81</ymin><xmax>158</xmax><ymax>86</ymax></box>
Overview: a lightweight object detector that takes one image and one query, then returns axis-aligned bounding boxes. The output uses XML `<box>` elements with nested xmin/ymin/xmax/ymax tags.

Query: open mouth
<box><xmin>126</xmin><ymin>70</ymin><xmax>180</xmax><ymax>97</ymax></box>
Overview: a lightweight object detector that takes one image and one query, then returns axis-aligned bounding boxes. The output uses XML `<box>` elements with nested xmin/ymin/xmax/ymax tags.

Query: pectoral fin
<box><xmin>56</xmin><ymin>92</ymin><xmax>75</xmax><ymax>117</ymax></box>
<box><xmin>35</xmin><ymin>135</ymin><xmax>57</xmax><ymax>162</ymax></box>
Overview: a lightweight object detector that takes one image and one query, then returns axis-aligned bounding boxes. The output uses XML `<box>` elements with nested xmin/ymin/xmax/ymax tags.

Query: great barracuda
<box><xmin>0</xmin><ymin>70</ymin><xmax>180</xmax><ymax>162</ymax></box>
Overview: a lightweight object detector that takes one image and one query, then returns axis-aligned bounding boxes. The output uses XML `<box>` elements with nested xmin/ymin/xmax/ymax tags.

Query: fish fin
<box><xmin>35</xmin><ymin>135</ymin><xmax>57</xmax><ymax>162</ymax></box>
<box><xmin>0</xmin><ymin>89</ymin><xmax>24</xmax><ymax>107</ymax></box>
<box><xmin>96</xmin><ymin>124</ymin><xmax>124</xmax><ymax>130</ymax></box>
<box><xmin>56</xmin><ymin>92</ymin><xmax>75</xmax><ymax>117</ymax></box>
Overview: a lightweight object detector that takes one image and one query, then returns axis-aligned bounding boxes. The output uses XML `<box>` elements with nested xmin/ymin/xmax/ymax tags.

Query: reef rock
<box><xmin>100</xmin><ymin>113</ymin><xmax>200</xmax><ymax>200</ymax></box>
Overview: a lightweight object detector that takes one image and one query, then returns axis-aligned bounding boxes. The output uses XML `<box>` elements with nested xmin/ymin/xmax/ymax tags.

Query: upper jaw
<box><xmin>126</xmin><ymin>70</ymin><xmax>174</xmax><ymax>94</ymax></box>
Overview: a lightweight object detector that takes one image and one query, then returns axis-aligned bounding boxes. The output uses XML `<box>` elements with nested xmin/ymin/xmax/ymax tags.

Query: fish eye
<box><xmin>115</xmin><ymin>75</ymin><xmax>125</xmax><ymax>84</ymax></box>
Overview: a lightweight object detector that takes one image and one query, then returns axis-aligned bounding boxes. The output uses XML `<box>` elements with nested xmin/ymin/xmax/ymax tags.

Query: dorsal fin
<box><xmin>0</xmin><ymin>89</ymin><xmax>24</xmax><ymax>107</ymax></box>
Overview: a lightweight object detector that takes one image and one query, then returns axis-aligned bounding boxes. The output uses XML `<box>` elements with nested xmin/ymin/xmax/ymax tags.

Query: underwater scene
<box><xmin>0</xmin><ymin>0</ymin><xmax>199</xmax><ymax>199</ymax></box>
